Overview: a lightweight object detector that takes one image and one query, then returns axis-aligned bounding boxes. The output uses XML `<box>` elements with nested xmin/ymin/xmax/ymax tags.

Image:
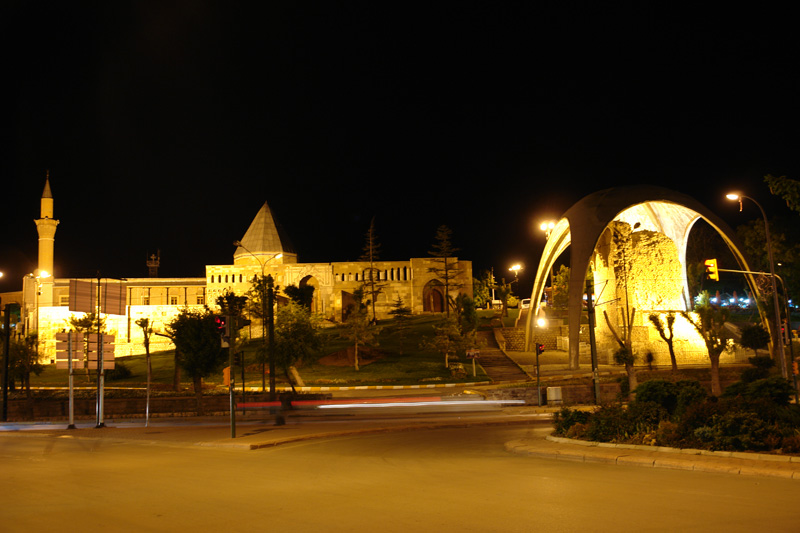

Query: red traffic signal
<box><xmin>214</xmin><ymin>315</ymin><xmax>230</xmax><ymax>337</ymax></box>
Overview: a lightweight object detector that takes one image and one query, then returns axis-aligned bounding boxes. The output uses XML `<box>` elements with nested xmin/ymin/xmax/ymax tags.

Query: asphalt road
<box><xmin>2</xmin><ymin>425</ymin><xmax>797</xmax><ymax>532</ymax></box>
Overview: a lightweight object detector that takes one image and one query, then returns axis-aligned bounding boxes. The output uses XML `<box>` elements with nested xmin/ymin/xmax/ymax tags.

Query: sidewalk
<box><xmin>0</xmin><ymin>407</ymin><xmax>548</xmax><ymax>451</ymax></box>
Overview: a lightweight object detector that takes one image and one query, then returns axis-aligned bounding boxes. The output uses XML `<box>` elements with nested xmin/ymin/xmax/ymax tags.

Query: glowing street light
<box><xmin>726</xmin><ymin>192</ymin><xmax>787</xmax><ymax>378</ymax></box>
<box><xmin>509</xmin><ymin>263</ymin><xmax>523</xmax><ymax>282</ymax></box>
<box><xmin>540</xmin><ymin>221</ymin><xmax>556</xmax><ymax>240</ymax></box>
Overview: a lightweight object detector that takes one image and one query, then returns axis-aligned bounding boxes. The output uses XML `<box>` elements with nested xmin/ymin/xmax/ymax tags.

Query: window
<box><xmin>170</xmin><ymin>296</ymin><xmax>178</xmax><ymax>305</ymax></box>
<box><xmin>142</xmin><ymin>296</ymin><xmax>150</xmax><ymax>305</ymax></box>
<box><xmin>196</xmin><ymin>295</ymin><xmax>205</xmax><ymax>305</ymax></box>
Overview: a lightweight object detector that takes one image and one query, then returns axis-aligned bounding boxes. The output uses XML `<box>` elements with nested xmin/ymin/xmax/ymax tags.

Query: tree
<box><xmin>341</xmin><ymin>289</ymin><xmax>377</xmax><ymax>371</ymax></box>
<box><xmin>360</xmin><ymin>217</ymin><xmax>386</xmax><ymax>323</ymax></box>
<box><xmin>245</xmin><ymin>274</ymin><xmax>280</xmax><ymax>393</ymax></box>
<box><xmin>67</xmin><ymin>312</ymin><xmax>105</xmax><ymax>382</ymax></box>
<box><xmin>135</xmin><ymin>317</ymin><xmax>154</xmax><ymax>423</ymax></box>
<box><xmin>284</xmin><ymin>284</ymin><xmax>315</xmax><ymax>309</ymax></box>
<box><xmin>493</xmin><ymin>278</ymin><xmax>514</xmax><ymax>318</ymax></box>
<box><xmin>551</xmin><ymin>265</ymin><xmax>570</xmax><ymax>309</ymax></box>
<box><xmin>764</xmin><ymin>174</ymin><xmax>800</xmax><ymax>214</ymax></box>
<box><xmin>739</xmin><ymin>323</ymin><xmax>771</xmax><ymax>357</ymax></box>
<box><xmin>453</xmin><ymin>293</ymin><xmax>478</xmax><ymax>335</ymax></box>
<box><xmin>603</xmin><ymin>308</ymin><xmax>638</xmax><ymax>397</ymax></box>
<box><xmin>216</xmin><ymin>289</ymin><xmax>248</xmax><ymax>318</ymax></box>
<box><xmin>428</xmin><ymin>225</ymin><xmax>463</xmax><ymax>317</ymax></box>
<box><xmin>274</xmin><ymin>301</ymin><xmax>322</xmax><ymax>389</ymax></box>
<box><xmin>166</xmin><ymin>307</ymin><xmax>226</xmax><ymax>413</ymax></box>
<box><xmin>388</xmin><ymin>296</ymin><xmax>413</xmax><ymax>354</ymax></box>
<box><xmin>7</xmin><ymin>333</ymin><xmax>44</xmax><ymax>415</ymax></box>
<box><xmin>472</xmin><ymin>270</ymin><xmax>494</xmax><ymax>309</ymax></box>
<box><xmin>648</xmin><ymin>312</ymin><xmax>678</xmax><ymax>371</ymax></box>
<box><xmin>681</xmin><ymin>292</ymin><xmax>731</xmax><ymax>396</ymax></box>
<box><xmin>423</xmin><ymin>315</ymin><xmax>476</xmax><ymax>369</ymax></box>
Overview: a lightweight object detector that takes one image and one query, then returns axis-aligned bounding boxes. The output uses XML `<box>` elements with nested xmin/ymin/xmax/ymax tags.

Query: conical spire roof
<box><xmin>42</xmin><ymin>171</ymin><xmax>53</xmax><ymax>198</ymax></box>
<box><xmin>233</xmin><ymin>202</ymin><xmax>295</xmax><ymax>263</ymax></box>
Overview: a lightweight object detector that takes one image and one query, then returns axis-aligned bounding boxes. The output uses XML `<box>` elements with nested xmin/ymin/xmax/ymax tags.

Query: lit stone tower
<box><xmin>34</xmin><ymin>172</ymin><xmax>59</xmax><ymax>306</ymax></box>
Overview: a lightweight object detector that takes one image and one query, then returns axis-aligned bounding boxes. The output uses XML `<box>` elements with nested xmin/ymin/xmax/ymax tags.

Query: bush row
<box><xmin>553</xmin><ymin>358</ymin><xmax>800</xmax><ymax>453</ymax></box>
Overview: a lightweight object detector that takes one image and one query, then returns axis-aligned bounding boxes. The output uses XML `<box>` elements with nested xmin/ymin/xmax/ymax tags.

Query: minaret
<box><xmin>34</xmin><ymin>171</ymin><xmax>59</xmax><ymax>306</ymax></box>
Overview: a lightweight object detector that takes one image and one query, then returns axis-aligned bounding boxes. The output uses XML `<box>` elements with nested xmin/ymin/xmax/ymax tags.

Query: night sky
<box><xmin>3</xmin><ymin>3</ymin><xmax>798</xmax><ymax>298</ymax></box>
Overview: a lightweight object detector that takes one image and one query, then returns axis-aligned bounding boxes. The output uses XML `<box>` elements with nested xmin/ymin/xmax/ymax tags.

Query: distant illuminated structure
<box><xmin>33</xmin><ymin>172</ymin><xmax>58</xmax><ymax>308</ymax></box>
<box><xmin>6</xmin><ymin>178</ymin><xmax>472</xmax><ymax>362</ymax></box>
<box><xmin>525</xmin><ymin>185</ymin><xmax>763</xmax><ymax>370</ymax></box>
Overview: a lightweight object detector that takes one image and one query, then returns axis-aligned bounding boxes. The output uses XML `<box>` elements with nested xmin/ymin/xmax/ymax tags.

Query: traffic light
<box><xmin>535</xmin><ymin>343</ymin><xmax>545</xmax><ymax>355</ymax></box>
<box><xmin>704</xmin><ymin>259</ymin><xmax>719</xmax><ymax>281</ymax></box>
<box><xmin>214</xmin><ymin>314</ymin><xmax>230</xmax><ymax>338</ymax></box>
<box><xmin>233</xmin><ymin>352</ymin><xmax>243</xmax><ymax>367</ymax></box>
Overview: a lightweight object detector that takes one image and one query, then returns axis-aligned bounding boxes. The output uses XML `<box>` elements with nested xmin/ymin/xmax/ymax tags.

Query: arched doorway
<box><xmin>299</xmin><ymin>275</ymin><xmax>320</xmax><ymax>314</ymax></box>
<box><xmin>423</xmin><ymin>280</ymin><xmax>445</xmax><ymax>313</ymax></box>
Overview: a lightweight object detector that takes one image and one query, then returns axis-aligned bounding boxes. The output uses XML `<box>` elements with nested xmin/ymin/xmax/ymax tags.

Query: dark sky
<box><xmin>2</xmin><ymin>3</ymin><xmax>798</xmax><ymax>297</ymax></box>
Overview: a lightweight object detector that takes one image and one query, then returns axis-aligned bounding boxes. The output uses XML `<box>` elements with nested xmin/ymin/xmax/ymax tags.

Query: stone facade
<box><xmin>7</xmin><ymin>185</ymin><xmax>472</xmax><ymax>363</ymax></box>
<box><xmin>588</xmin><ymin>221</ymin><xmax>721</xmax><ymax>366</ymax></box>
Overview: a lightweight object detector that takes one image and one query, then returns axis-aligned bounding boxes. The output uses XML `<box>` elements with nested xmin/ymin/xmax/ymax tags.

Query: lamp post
<box><xmin>233</xmin><ymin>241</ymin><xmax>282</xmax><ymax>397</ymax></box>
<box><xmin>540</xmin><ymin>221</ymin><xmax>556</xmax><ymax>305</ymax></box>
<box><xmin>535</xmin><ymin>317</ymin><xmax>546</xmax><ymax>406</ymax></box>
<box><xmin>27</xmin><ymin>270</ymin><xmax>50</xmax><ymax>336</ymax></box>
<box><xmin>726</xmin><ymin>193</ymin><xmax>788</xmax><ymax>379</ymax></box>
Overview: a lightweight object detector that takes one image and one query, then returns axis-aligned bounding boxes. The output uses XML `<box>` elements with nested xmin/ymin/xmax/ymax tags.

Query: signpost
<box><xmin>55</xmin><ymin>331</ymin><xmax>80</xmax><ymax>429</ymax></box>
<box><xmin>60</xmin><ymin>275</ymin><xmax>124</xmax><ymax>428</ymax></box>
<box><xmin>466</xmin><ymin>349</ymin><xmax>480</xmax><ymax>377</ymax></box>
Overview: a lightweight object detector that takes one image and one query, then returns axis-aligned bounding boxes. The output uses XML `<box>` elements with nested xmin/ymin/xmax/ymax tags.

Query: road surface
<box><xmin>1</xmin><ymin>425</ymin><xmax>796</xmax><ymax>532</ymax></box>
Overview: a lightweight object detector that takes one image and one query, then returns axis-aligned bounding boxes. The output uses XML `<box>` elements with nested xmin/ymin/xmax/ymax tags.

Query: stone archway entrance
<box><xmin>525</xmin><ymin>185</ymin><xmax>763</xmax><ymax>371</ymax></box>
<box><xmin>299</xmin><ymin>275</ymin><xmax>320</xmax><ymax>314</ymax></box>
<box><xmin>423</xmin><ymin>280</ymin><xmax>445</xmax><ymax>313</ymax></box>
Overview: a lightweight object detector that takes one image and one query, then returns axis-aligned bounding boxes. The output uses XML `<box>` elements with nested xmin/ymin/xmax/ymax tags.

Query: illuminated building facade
<box><xmin>6</xmin><ymin>180</ymin><xmax>472</xmax><ymax>362</ymax></box>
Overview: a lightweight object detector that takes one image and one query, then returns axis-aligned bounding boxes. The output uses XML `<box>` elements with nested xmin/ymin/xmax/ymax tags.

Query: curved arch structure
<box><xmin>525</xmin><ymin>185</ymin><xmax>761</xmax><ymax>369</ymax></box>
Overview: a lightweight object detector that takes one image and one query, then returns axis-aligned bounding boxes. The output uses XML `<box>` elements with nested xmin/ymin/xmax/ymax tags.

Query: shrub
<box><xmin>745</xmin><ymin>377</ymin><xmax>794</xmax><ymax>406</ymax></box>
<box><xmin>566</xmin><ymin>422</ymin><xmax>587</xmax><ymax>439</ymax></box>
<box><xmin>674</xmin><ymin>380</ymin><xmax>707</xmax><ymax>416</ymax></box>
<box><xmin>633</xmin><ymin>380</ymin><xmax>678</xmax><ymax>414</ymax></box>
<box><xmin>655</xmin><ymin>420</ymin><xmax>681</xmax><ymax>447</ymax></box>
<box><xmin>780</xmin><ymin>434</ymin><xmax>800</xmax><ymax>454</ymax></box>
<box><xmin>705</xmin><ymin>411</ymin><xmax>780</xmax><ymax>451</ymax></box>
<box><xmin>740</xmin><ymin>355</ymin><xmax>774</xmax><ymax>383</ymax></box>
<box><xmin>553</xmin><ymin>406</ymin><xmax>591</xmax><ymax>436</ymax></box>
<box><xmin>626</xmin><ymin>401</ymin><xmax>668</xmax><ymax>434</ymax></box>
<box><xmin>585</xmin><ymin>404</ymin><xmax>629</xmax><ymax>442</ymax></box>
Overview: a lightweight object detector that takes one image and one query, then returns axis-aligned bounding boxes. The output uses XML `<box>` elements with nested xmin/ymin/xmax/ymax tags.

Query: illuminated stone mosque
<box><xmin>4</xmin><ymin>178</ymin><xmax>472</xmax><ymax>362</ymax></box>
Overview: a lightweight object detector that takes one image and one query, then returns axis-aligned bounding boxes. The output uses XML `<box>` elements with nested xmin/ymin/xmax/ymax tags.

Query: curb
<box><xmin>505</xmin><ymin>435</ymin><xmax>800</xmax><ymax>480</ymax></box>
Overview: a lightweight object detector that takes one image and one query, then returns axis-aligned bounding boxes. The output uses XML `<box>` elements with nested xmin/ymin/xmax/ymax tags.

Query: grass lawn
<box><xmin>30</xmin><ymin>312</ymin><xmax>502</xmax><ymax>391</ymax></box>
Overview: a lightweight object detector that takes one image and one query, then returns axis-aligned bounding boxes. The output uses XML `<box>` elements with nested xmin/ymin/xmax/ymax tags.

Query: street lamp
<box><xmin>540</xmin><ymin>220</ymin><xmax>557</xmax><ymax>304</ymax></box>
<box><xmin>726</xmin><ymin>193</ymin><xmax>788</xmax><ymax>378</ymax></box>
<box><xmin>28</xmin><ymin>270</ymin><xmax>51</xmax><ymax>335</ymax></box>
<box><xmin>540</xmin><ymin>221</ymin><xmax>555</xmax><ymax>240</ymax></box>
<box><xmin>509</xmin><ymin>264</ymin><xmax>522</xmax><ymax>282</ymax></box>
<box><xmin>233</xmin><ymin>240</ymin><xmax>282</xmax><ymax>396</ymax></box>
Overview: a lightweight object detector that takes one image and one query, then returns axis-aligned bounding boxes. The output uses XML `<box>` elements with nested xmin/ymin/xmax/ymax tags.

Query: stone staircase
<box><xmin>476</xmin><ymin>330</ymin><xmax>530</xmax><ymax>382</ymax></box>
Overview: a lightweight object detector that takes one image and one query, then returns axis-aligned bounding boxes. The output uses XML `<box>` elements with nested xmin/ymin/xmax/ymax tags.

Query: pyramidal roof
<box><xmin>233</xmin><ymin>202</ymin><xmax>295</xmax><ymax>262</ymax></box>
